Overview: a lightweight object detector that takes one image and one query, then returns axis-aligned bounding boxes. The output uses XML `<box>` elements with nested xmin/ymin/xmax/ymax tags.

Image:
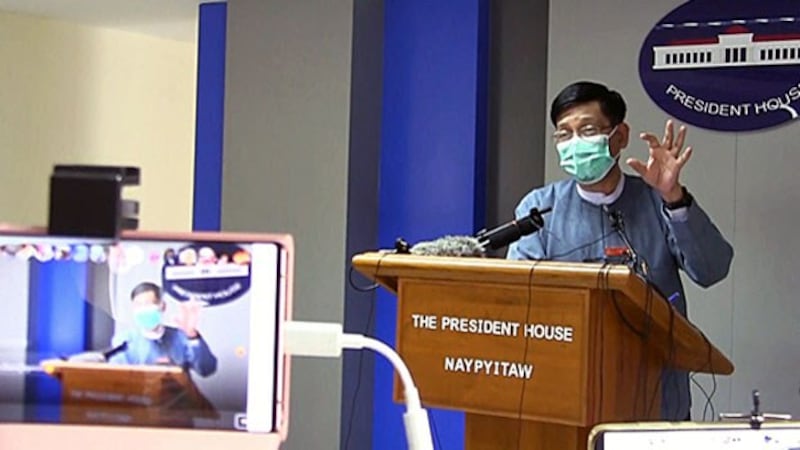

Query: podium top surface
<box><xmin>353</xmin><ymin>252</ymin><xmax>635</xmax><ymax>293</ymax></box>
<box><xmin>42</xmin><ymin>360</ymin><xmax>185</xmax><ymax>375</ymax></box>
<box><xmin>352</xmin><ymin>252</ymin><xmax>733</xmax><ymax>375</ymax></box>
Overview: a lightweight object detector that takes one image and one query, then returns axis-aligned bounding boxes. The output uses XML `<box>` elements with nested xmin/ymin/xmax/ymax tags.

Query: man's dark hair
<box><xmin>550</xmin><ymin>81</ymin><xmax>627</xmax><ymax>126</ymax></box>
<box><xmin>131</xmin><ymin>282</ymin><xmax>161</xmax><ymax>301</ymax></box>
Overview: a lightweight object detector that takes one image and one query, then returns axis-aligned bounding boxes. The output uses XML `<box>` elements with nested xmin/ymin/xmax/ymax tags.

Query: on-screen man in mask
<box><xmin>109</xmin><ymin>282</ymin><xmax>218</xmax><ymax>377</ymax></box>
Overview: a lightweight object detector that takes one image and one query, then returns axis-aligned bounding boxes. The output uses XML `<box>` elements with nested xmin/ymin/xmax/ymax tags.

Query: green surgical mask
<box><xmin>134</xmin><ymin>305</ymin><xmax>163</xmax><ymax>331</ymax></box>
<box><xmin>556</xmin><ymin>127</ymin><xmax>618</xmax><ymax>184</ymax></box>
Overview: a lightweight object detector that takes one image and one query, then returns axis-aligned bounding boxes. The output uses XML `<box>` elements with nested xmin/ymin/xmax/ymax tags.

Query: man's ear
<box><xmin>610</xmin><ymin>122</ymin><xmax>630</xmax><ymax>157</ymax></box>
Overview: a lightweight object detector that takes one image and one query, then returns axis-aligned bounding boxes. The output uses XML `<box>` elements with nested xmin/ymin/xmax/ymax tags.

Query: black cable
<box><xmin>643</xmin><ymin>273</ymin><xmax>680</xmax><ymax>420</ymax></box>
<box><xmin>606</xmin><ymin>273</ymin><xmax>657</xmax><ymax>418</ymax></box>
<box><xmin>690</xmin><ymin>373</ymin><xmax>716</xmax><ymax>421</ymax></box>
<box><xmin>628</xmin><ymin>258</ymin><xmax>684</xmax><ymax>420</ymax></box>
<box><xmin>668</xmin><ymin>308</ymin><xmax>680</xmax><ymax>420</ymax></box>
<box><xmin>603</xmin><ymin>206</ymin><xmax>663</xmax><ymax>420</ymax></box>
<box><xmin>547</xmin><ymin>232</ymin><xmax>613</xmax><ymax>260</ymax></box>
<box><xmin>699</xmin><ymin>330</ymin><xmax>718</xmax><ymax>421</ymax></box>
<box><xmin>516</xmin><ymin>261</ymin><xmax>538</xmax><ymax>450</ymax></box>
<box><xmin>595</xmin><ymin>264</ymin><xmax>613</xmax><ymax>420</ymax></box>
<box><xmin>605</xmin><ymin>199</ymin><xmax>696</xmax><ymax>421</ymax></box>
<box><xmin>607</xmin><ymin>290</ymin><xmax>652</xmax><ymax>418</ymax></box>
<box><xmin>638</xmin><ymin>282</ymin><xmax>655</xmax><ymax>417</ymax></box>
<box><xmin>343</xmin><ymin>289</ymin><xmax>376</xmax><ymax>450</ymax></box>
<box><xmin>348</xmin><ymin>264</ymin><xmax>380</xmax><ymax>292</ymax></box>
<box><xmin>704</xmin><ymin>372</ymin><xmax>718</xmax><ymax>421</ymax></box>
<box><xmin>343</xmin><ymin>254</ymin><xmax>385</xmax><ymax>449</ymax></box>
<box><xmin>642</xmin><ymin>284</ymin><xmax>656</xmax><ymax>416</ymax></box>
<box><xmin>675</xmin><ymin>327</ymin><xmax>718</xmax><ymax>423</ymax></box>
<box><xmin>605</xmin><ymin>214</ymin><xmax>663</xmax><ymax>420</ymax></box>
<box><xmin>609</xmin><ymin>292</ymin><xmax>646</xmax><ymax>338</ymax></box>
<box><xmin>641</xmin><ymin>184</ymin><xmax>679</xmax><ymax>419</ymax></box>
<box><xmin>594</xmin><ymin>230</ymin><xmax>653</xmax><ymax>421</ymax></box>
<box><xmin>647</xmin><ymin>302</ymin><xmax>674</xmax><ymax>418</ymax></box>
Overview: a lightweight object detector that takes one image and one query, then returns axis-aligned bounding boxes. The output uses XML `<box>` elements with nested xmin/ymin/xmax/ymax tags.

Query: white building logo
<box><xmin>639</xmin><ymin>7</ymin><xmax>800</xmax><ymax>132</ymax></box>
<box><xmin>653</xmin><ymin>23</ymin><xmax>800</xmax><ymax>70</ymax></box>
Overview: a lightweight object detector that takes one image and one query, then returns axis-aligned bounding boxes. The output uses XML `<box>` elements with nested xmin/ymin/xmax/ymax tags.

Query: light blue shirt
<box><xmin>109</xmin><ymin>326</ymin><xmax>218</xmax><ymax>377</ymax></box>
<box><xmin>508</xmin><ymin>174</ymin><xmax>733</xmax><ymax>420</ymax></box>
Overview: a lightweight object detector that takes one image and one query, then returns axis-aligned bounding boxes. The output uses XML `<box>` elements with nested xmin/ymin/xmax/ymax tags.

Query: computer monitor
<box><xmin>0</xmin><ymin>228</ymin><xmax>292</xmax><ymax>449</ymax></box>
<box><xmin>590</xmin><ymin>422</ymin><xmax>800</xmax><ymax>450</ymax></box>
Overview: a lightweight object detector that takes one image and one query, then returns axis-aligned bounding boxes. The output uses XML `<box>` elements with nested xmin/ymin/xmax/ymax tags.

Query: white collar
<box><xmin>576</xmin><ymin>173</ymin><xmax>625</xmax><ymax>205</ymax></box>
<box><xmin>141</xmin><ymin>325</ymin><xmax>166</xmax><ymax>340</ymax></box>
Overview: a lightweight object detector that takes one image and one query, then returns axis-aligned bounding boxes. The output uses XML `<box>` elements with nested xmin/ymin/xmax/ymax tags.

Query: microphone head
<box><xmin>67</xmin><ymin>351</ymin><xmax>107</xmax><ymax>363</ymax></box>
<box><xmin>476</xmin><ymin>206</ymin><xmax>551</xmax><ymax>250</ymax></box>
<box><xmin>409</xmin><ymin>235</ymin><xmax>486</xmax><ymax>257</ymax></box>
<box><xmin>517</xmin><ymin>214</ymin><xmax>542</xmax><ymax>235</ymax></box>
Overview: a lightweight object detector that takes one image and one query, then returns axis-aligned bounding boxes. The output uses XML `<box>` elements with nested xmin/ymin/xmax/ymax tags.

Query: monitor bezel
<box><xmin>0</xmin><ymin>226</ymin><xmax>293</xmax><ymax>448</ymax></box>
<box><xmin>589</xmin><ymin>421</ymin><xmax>800</xmax><ymax>450</ymax></box>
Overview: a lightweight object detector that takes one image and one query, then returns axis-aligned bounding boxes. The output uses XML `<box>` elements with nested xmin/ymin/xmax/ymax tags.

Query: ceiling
<box><xmin>0</xmin><ymin>0</ymin><xmax>215</xmax><ymax>42</ymax></box>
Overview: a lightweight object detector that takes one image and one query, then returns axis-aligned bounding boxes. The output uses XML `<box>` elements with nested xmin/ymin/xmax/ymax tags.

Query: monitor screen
<box><xmin>594</xmin><ymin>424</ymin><xmax>800</xmax><ymax>450</ymax></box>
<box><xmin>0</xmin><ymin>230</ymin><xmax>289</xmax><ymax>434</ymax></box>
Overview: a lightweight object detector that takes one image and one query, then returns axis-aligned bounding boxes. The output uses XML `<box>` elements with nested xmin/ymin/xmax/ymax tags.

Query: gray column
<box><xmin>340</xmin><ymin>0</ymin><xmax>384</xmax><ymax>449</ymax></box>
<box><xmin>222</xmin><ymin>1</ymin><xmax>354</xmax><ymax>448</ymax></box>
<box><xmin>486</xmin><ymin>0</ymin><xmax>550</xmax><ymax>253</ymax></box>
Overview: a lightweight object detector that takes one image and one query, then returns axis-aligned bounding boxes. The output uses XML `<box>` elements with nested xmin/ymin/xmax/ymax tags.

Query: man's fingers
<box><xmin>662</xmin><ymin>119</ymin><xmax>674</xmax><ymax>148</ymax></box>
<box><xmin>640</xmin><ymin>132</ymin><xmax>661</xmax><ymax>148</ymax></box>
<box><xmin>674</xmin><ymin>125</ymin><xmax>687</xmax><ymax>154</ymax></box>
<box><xmin>626</xmin><ymin>158</ymin><xmax>648</xmax><ymax>176</ymax></box>
<box><xmin>677</xmin><ymin>146</ymin><xmax>693</xmax><ymax>168</ymax></box>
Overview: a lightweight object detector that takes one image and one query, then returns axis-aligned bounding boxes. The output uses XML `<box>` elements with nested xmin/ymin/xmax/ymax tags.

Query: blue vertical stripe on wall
<box><xmin>375</xmin><ymin>1</ymin><xmax>489</xmax><ymax>448</ymax></box>
<box><xmin>193</xmin><ymin>2</ymin><xmax>227</xmax><ymax>232</ymax></box>
<box><xmin>473</xmin><ymin>0</ymin><xmax>489</xmax><ymax>230</ymax></box>
<box><xmin>25</xmin><ymin>261</ymin><xmax>88</xmax><ymax>421</ymax></box>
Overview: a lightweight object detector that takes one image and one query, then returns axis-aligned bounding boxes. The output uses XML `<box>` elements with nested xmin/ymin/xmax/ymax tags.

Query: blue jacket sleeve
<box><xmin>507</xmin><ymin>199</ymin><xmax>546</xmax><ymax>260</ymax></box>
<box><xmin>107</xmin><ymin>332</ymin><xmax>130</xmax><ymax>364</ymax></box>
<box><xmin>662</xmin><ymin>198</ymin><xmax>734</xmax><ymax>288</ymax></box>
<box><xmin>184</xmin><ymin>335</ymin><xmax>218</xmax><ymax>377</ymax></box>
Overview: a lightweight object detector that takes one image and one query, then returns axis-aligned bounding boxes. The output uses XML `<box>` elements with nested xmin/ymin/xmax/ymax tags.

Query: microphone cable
<box><xmin>545</xmin><ymin>231</ymin><xmax>615</xmax><ymax>260</ymax></box>
<box><xmin>343</xmin><ymin>253</ymin><xmax>384</xmax><ymax>449</ymax></box>
<box><xmin>343</xmin><ymin>251</ymin><xmax>446</xmax><ymax>449</ymax></box>
<box><xmin>348</xmin><ymin>264</ymin><xmax>379</xmax><ymax>292</ymax></box>
<box><xmin>516</xmin><ymin>260</ymin><xmax>539</xmax><ymax>450</ymax></box>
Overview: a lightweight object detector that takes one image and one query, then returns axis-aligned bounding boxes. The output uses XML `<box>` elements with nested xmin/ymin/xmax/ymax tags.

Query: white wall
<box><xmin>0</xmin><ymin>256</ymin><xmax>27</xmax><ymax>421</ymax></box>
<box><xmin>548</xmin><ymin>0</ymin><xmax>800</xmax><ymax>419</ymax></box>
<box><xmin>0</xmin><ymin>257</ymin><xmax>28</xmax><ymax>362</ymax></box>
<box><xmin>0</xmin><ymin>11</ymin><xmax>196</xmax><ymax>231</ymax></box>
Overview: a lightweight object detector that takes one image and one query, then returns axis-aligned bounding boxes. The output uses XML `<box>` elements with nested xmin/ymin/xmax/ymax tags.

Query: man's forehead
<box><xmin>556</xmin><ymin>102</ymin><xmax>606</xmax><ymax>126</ymax></box>
<box><xmin>133</xmin><ymin>290</ymin><xmax>160</xmax><ymax>302</ymax></box>
<box><xmin>557</xmin><ymin>113</ymin><xmax>599</xmax><ymax>124</ymax></box>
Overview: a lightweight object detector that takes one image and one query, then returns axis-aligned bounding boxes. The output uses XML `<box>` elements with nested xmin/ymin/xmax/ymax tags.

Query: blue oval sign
<box><xmin>161</xmin><ymin>242</ymin><xmax>252</xmax><ymax>306</ymax></box>
<box><xmin>639</xmin><ymin>1</ymin><xmax>800</xmax><ymax>131</ymax></box>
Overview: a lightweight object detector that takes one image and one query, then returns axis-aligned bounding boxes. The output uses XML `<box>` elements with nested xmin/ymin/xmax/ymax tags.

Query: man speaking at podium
<box><xmin>507</xmin><ymin>81</ymin><xmax>733</xmax><ymax>421</ymax></box>
<box><xmin>109</xmin><ymin>282</ymin><xmax>218</xmax><ymax>377</ymax></box>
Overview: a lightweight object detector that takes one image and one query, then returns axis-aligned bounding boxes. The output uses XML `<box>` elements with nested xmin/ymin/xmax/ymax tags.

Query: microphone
<box><xmin>103</xmin><ymin>341</ymin><xmax>128</xmax><ymax>360</ymax></box>
<box><xmin>66</xmin><ymin>342</ymin><xmax>128</xmax><ymax>363</ymax></box>
<box><xmin>409</xmin><ymin>235</ymin><xmax>486</xmax><ymax>257</ymax></box>
<box><xmin>475</xmin><ymin>207</ymin><xmax>552</xmax><ymax>251</ymax></box>
<box><xmin>603</xmin><ymin>206</ymin><xmax>649</xmax><ymax>277</ymax></box>
<box><xmin>393</xmin><ymin>206</ymin><xmax>551</xmax><ymax>257</ymax></box>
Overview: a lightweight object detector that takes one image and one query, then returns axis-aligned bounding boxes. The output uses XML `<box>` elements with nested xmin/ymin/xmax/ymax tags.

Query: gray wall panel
<box><xmin>487</xmin><ymin>0</ymin><xmax>549</xmax><ymax>250</ymax></box>
<box><xmin>341</xmin><ymin>0</ymin><xmax>384</xmax><ymax>448</ymax></box>
<box><xmin>223</xmin><ymin>1</ymin><xmax>354</xmax><ymax>447</ymax></box>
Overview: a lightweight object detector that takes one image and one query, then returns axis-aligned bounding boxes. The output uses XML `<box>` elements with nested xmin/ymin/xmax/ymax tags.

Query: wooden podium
<box><xmin>352</xmin><ymin>253</ymin><xmax>733</xmax><ymax>450</ymax></box>
<box><xmin>41</xmin><ymin>360</ymin><xmax>218</xmax><ymax>428</ymax></box>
